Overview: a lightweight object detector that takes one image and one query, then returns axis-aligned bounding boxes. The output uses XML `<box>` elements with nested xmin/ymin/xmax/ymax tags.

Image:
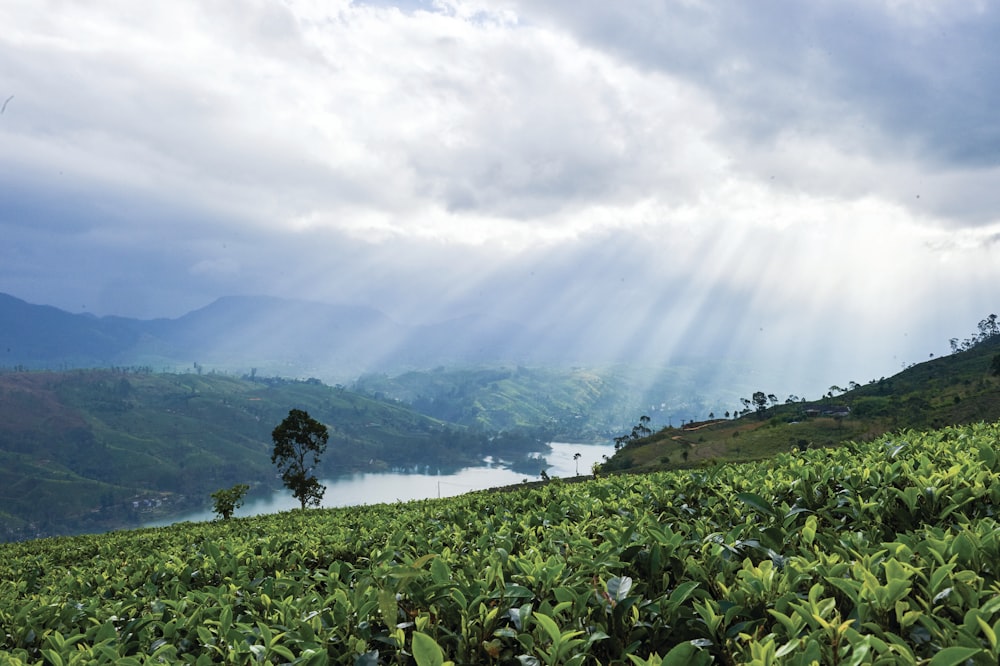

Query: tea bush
<box><xmin>3</xmin><ymin>422</ymin><xmax>1000</xmax><ymax>664</ymax></box>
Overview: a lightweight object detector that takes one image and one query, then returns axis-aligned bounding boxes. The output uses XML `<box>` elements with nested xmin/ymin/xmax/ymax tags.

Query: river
<box><xmin>146</xmin><ymin>441</ymin><xmax>615</xmax><ymax>526</ymax></box>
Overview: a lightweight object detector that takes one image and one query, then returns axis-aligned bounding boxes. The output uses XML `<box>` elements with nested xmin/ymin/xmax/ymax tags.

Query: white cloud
<box><xmin>1</xmin><ymin>0</ymin><xmax>998</xmax><ymax>385</ymax></box>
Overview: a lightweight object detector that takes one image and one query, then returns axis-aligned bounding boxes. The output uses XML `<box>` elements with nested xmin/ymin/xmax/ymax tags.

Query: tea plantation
<box><xmin>3</xmin><ymin>421</ymin><xmax>1000</xmax><ymax>664</ymax></box>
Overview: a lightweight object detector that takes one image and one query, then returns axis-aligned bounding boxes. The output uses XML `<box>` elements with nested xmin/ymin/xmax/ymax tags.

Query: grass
<box><xmin>603</xmin><ymin>335</ymin><xmax>1000</xmax><ymax>473</ymax></box>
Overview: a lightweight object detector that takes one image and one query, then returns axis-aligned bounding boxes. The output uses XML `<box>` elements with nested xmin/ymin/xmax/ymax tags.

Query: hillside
<box><xmin>3</xmin><ymin>421</ymin><xmax>1000</xmax><ymax>663</ymax></box>
<box><xmin>0</xmin><ymin>292</ymin><xmax>407</xmax><ymax>379</ymax></box>
<box><xmin>3</xmin><ymin>292</ymin><xmax>711</xmax><ymax>383</ymax></box>
<box><xmin>602</xmin><ymin>330</ymin><xmax>1000</xmax><ymax>473</ymax></box>
<box><xmin>353</xmin><ymin>361</ymin><xmax>776</xmax><ymax>439</ymax></box>
<box><xmin>0</xmin><ymin>370</ymin><xmax>543</xmax><ymax>542</ymax></box>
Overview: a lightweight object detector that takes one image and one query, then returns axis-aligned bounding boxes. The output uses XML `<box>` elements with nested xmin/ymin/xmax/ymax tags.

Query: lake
<box><xmin>146</xmin><ymin>441</ymin><xmax>615</xmax><ymax>526</ymax></box>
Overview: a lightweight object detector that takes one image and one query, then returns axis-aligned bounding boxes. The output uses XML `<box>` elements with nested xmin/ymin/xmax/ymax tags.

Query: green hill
<box><xmin>3</xmin><ymin>420</ymin><xmax>1000</xmax><ymax>663</ymax></box>
<box><xmin>0</xmin><ymin>370</ymin><xmax>541</xmax><ymax>541</ymax></box>
<box><xmin>601</xmin><ymin>330</ymin><xmax>1000</xmax><ymax>473</ymax></box>
<box><xmin>353</xmin><ymin>360</ymin><xmax>773</xmax><ymax>439</ymax></box>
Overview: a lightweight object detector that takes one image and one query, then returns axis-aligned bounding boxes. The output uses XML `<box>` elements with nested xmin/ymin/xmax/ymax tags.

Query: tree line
<box><xmin>950</xmin><ymin>313</ymin><xmax>999</xmax><ymax>354</ymax></box>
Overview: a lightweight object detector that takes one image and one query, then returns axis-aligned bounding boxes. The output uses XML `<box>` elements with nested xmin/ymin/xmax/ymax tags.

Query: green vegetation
<box><xmin>353</xmin><ymin>361</ymin><xmax>769</xmax><ymax>439</ymax></box>
<box><xmin>602</xmin><ymin>332</ymin><xmax>1000</xmax><ymax>473</ymax></box>
<box><xmin>271</xmin><ymin>409</ymin><xmax>329</xmax><ymax>510</ymax></box>
<box><xmin>0</xmin><ymin>370</ymin><xmax>546</xmax><ymax>541</ymax></box>
<box><xmin>209</xmin><ymin>484</ymin><xmax>249</xmax><ymax>521</ymax></box>
<box><xmin>3</xmin><ymin>421</ymin><xmax>1000</xmax><ymax>663</ymax></box>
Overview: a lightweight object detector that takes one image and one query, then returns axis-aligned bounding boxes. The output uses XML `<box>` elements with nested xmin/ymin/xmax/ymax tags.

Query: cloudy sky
<box><xmin>2</xmin><ymin>0</ymin><xmax>999</xmax><ymax>392</ymax></box>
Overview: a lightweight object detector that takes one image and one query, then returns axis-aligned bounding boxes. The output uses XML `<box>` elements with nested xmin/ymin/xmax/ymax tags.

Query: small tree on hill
<box><xmin>751</xmin><ymin>391</ymin><xmax>769</xmax><ymax>419</ymax></box>
<box><xmin>211</xmin><ymin>483</ymin><xmax>249</xmax><ymax>520</ymax></box>
<box><xmin>271</xmin><ymin>409</ymin><xmax>329</xmax><ymax>509</ymax></box>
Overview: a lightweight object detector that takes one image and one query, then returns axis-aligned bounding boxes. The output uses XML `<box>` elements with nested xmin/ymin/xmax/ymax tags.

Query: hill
<box><xmin>3</xmin><ymin>420</ymin><xmax>1000</xmax><ymax>663</ymax></box>
<box><xmin>0</xmin><ymin>292</ymin><xmax>642</xmax><ymax>380</ymax></box>
<box><xmin>0</xmin><ymin>292</ymin><xmax>408</xmax><ymax>379</ymax></box>
<box><xmin>601</xmin><ymin>327</ymin><xmax>1000</xmax><ymax>473</ymax></box>
<box><xmin>0</xmin><ymin>291</ymin><xmax>833</xmax><ymax>394</ymax></box>
<box><xmin>352</xmin><ymin>361</ymin><xmax>777</xmax><ymax>439</ymax></box>
<box><xmin>0</xmin><ymin>370</ymin><xmax>545</xmax><ymax>542</ymax></box>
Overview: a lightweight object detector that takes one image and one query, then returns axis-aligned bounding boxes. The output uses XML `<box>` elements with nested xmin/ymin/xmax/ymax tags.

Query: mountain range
<box><xmin>0</xmin><ymin>292</ymin><xmax>557</xmax><ymax>380</ymax></box>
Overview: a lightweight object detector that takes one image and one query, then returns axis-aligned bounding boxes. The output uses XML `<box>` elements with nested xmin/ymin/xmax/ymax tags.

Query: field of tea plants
<box><xmin>4</xmin><ymin>421</ymin><xmax>1000</xmax><ymax>664</ymax></box>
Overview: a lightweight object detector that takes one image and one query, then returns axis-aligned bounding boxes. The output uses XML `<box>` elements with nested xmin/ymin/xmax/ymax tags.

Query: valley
<box><xmin>2</xmin><ymin>298</ymin><xmax>1000</xmax><ymax>663</ymax></box>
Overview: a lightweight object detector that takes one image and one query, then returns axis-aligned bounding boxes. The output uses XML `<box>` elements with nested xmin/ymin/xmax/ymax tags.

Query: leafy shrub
<box><xmin>210</xmin><ymin>483</ymin><xmax>249</xmax><ymax>520</ymax></box>
<box><xmin>5</xmin><ymin>422</ymin><xmax>1000</xmax><ymax>663</ymax></box>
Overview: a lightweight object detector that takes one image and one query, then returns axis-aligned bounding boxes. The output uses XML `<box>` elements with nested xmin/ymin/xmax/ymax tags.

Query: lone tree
<box><xmin>271</xmin><ymin>408</ymin><xmax>329</xmax><ymax>509</ymax></box>
<box><xmin>751</xmin><ymin>391</ymin><xmax>769</xmax><ymax>419</ymax></box>
<box><xmin>210</xmin><ymin>483</ymin><xmax>249</xmax><ymax>520</ymax></box>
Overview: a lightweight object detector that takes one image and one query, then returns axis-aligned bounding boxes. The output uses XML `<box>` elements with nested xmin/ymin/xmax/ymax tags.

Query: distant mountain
<box><xmin>0</xmin><ymin>292</ymin><xmax>543</xmax><ymax>379</ymax></box>
<box><xmin>142</xmin><ymin>295</ymin><xmax>408</xmax><ymax>376</ymax></box>
<box><xmin>0</xmin><ymin>292</ymin><xmax>148</xmax><ymax>366</ymax></box>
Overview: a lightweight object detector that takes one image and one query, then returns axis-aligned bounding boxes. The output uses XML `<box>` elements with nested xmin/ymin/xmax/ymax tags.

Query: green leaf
<box><xmin>412</xmin><ymin>631</ymin><xmax>445</xmax><ymax>666</ymax></box>
<box><xmin>667</xmin><ymin>581</ymin><xmax>700</xmax><ymax>607</ymax></box>
<box><xmin>355</xmin><ymin>651</ymin><xmax>380</xmax><ymax>666</ymax></box>
<box><xmin>430</xmin><ymin>557</ymin><xmax>451</xmax><ymax>585</ymax></box>
<box><xmin>378</xmin><ymin>589</ymin><xmax>397</xmax><ymax>627</ymax></box>
<box><xmin>412</xmin><ymin>553</ymin><xmax>437</xmax><ymax>569</ymax></box>
<box><xmin>802</xmin><ymin>515</ymin><xmax>817</xmax><ymax>546</ymax></box>
<box><xmin>40</xmin><ymin>650</ymin><xmax>64</xmax><ymax>666</ymax></box>
<box><xmin>952</xmin><ymin>533</ymin><xmax>976</xmax><ymax>563</ymax></box>
<box><xmin>976</xmin><ymin>616</ymin><xmax>997</xmax><ymax>651</ymax></box>
<box><xmin>661</xmin><ymin>641</ymin><xmax>711</xmax><ymax>666</ymax></box>
<box><xmin>737</xmin><ymin>492</ymin><xmax>776</xmax><ymax>518</ymax></box>
<box><xmin>928</xmin><ymin>646</ymin><xmax>984</xmax><ymax>666</ymax></box>
<box><xmin>534</xmin><ymin>612</ymin><xmax>562</xmax><ymax>644</ymax></box>
<box><xmin>978</xmin><ymin>444</ymin><xmax>997</xmax><ymax>470</ymax></box>
<box><xmin>607</xmin><ymin>576</ymin><xmax>633</xmax><ymax>603</ymax></box>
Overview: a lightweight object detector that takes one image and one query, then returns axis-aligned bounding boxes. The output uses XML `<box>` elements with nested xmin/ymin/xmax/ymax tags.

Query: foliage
<box><xmin>271</xmin><ymin>409</ymin><xmax>329</xmax><ymax>510</ymax></box>
<box><xmin>6</xmin><ymin>421</ymin><xmax>1000</xmax><ymax>663</ymax></box>
<box><xmin>950</xmin><ymin>314</ymin><xmax>999</xmax><ymax>354</ymax></box>
<box><xmin>354</xmin><ymin>362</ymin><xmax>769</xmax><ymax>439</ymax></box>
<box><xmin>0</xmin><ymin>370</ymin><xmax>535</xmax><ymax>541</ymax></box>
<box><xmin>209</xmin><ymin>484</ymin><xmax>249</xmax><ymax>520</ymax></box>
<box><xmin>613</xmin><ymin>415</ymin><xmax>653</xmax><ymax>450</ymax></box>
<box><xmin>603</xmin><ymin>329</ymin><xmax>1000</xmax><ymax>473</ymax></box>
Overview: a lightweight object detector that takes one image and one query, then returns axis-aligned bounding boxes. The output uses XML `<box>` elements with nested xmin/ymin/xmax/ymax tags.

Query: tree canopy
<box><xmin>271</xmin><ymin>408</ymin><xmax>329</xmax><ymax>509</ymax></box>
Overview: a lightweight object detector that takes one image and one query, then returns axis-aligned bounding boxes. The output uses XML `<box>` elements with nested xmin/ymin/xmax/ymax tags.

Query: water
<box><xmin>146</xmin><ymin>441</ymin><xmax>615</xmax><ymax>526</ymax></box>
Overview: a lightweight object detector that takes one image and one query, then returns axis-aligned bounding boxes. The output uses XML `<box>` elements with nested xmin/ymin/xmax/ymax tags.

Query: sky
<box><xmin>2</xmin><ymin>0</ymin><xmax>1000</xmax><ymax>394</ymax></box>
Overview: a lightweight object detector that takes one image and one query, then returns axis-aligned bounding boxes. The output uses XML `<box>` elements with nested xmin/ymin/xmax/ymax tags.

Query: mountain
<box><xmin>143</xmin><ymin>295</ymin><xmax>407</xmax><ymax>376</ymax></box>
<box><xmin>0</xmin><ymin>292</ymin><xmax>148</xmax><ymax>366</ymax></box>
<box><xmin>0</xmin><ymin>292</ymin><xmax>543</xmax><ymax>379</ymax></box>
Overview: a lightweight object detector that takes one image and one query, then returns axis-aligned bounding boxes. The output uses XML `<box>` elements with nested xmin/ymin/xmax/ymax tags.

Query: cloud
<box><xmin>506</xmin><ymin>0</ymin><xmax>1000</xmax><ymax>225</ymax></box>
<box><xmin>1</xmin><ymin>0</ymin><xmax>998</xmax><ymax>392</ymax></box>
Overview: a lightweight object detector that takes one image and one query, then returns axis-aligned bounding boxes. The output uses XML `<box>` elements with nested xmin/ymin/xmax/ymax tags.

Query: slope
<box><xmin>602</xmin><ymin>329</ymin><xmax>1000</xmax><ymax>472</ymax></box>
<box><xmin>353</xmin><ymin>360</ymin><xmax>773</xmax><ymax>440</ymax></box>
<box><xmin>4</xmin><ymin>421</ymin><xmax>1000</xmax><ymax>663</ymax></box>
<box><xmin>0</xmin><ymin>370</ymin><xmax>529</xmax><ymax>541</ymax></box>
